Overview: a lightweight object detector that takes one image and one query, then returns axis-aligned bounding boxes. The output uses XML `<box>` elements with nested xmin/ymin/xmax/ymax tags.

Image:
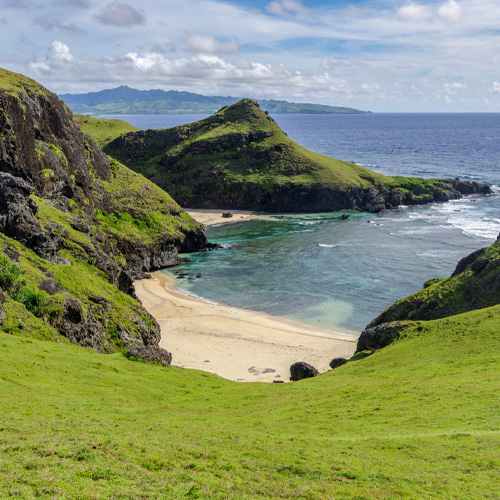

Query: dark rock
<box><xmin>290</xmin><ymin>361</ymin><xmax>319</xmax><ymax>381</ymax></box>
<box><xmin>340</xmin><ymin>214</ymin><xmax>350</xmax><ymax>220</ymax></box>
<box><xmin>452</xmin><ymin>248</ymin><xmax>486</xmax><ymax>276</ymax></box>
<box><xmin>471</xmin><ymin>257</ymin><xmax>490</xmax><ymax>273</ymax></box>
<box><xmin>329</xmin><ymin>357</ymin><xmax>347</xmax><ymax>369</ymax></box>
<box><xmin>356</xmin><ymin>322</ymin><xmax>402</xmax><ymax>352</ymax></box>
<box><xmin>273</xmin><ymin>380</ymin><xmax>285</xmax><ymax>383</ymax></box>
<box><xmin>39</xmin><ymin>279</ymin><xmax>65</xmax><ymax>295</ymax></box>
<box><xmin>89</xmin><ymin>295</ymin><xmax>112</xmax><ymax>310</ymax></box>
<box><xmin>55</xmin><ymin>296</ymin><xmax>107</xmax><ymax>352</ymax></box>
<box><xmin>27</xmin><ymin>231</ymin><xmax>65</xmax><ymax>263</ymax></box>
<box><xmin>222</xmin><ymin>212</ymin><xmax>233</xmax><ymax>218</ymax></box>
<box><xmin>125</xmin><ymin>345</ymin><xmax>172</xmax><ymax>367</ymax></box>
<box><xmin>0</xmin><ymin>302</ymin><xmax>5</xmax><ymax>326</ymax></box>
<box><xmin>70</xmin><ymin>218</ymin><xmax>91</xmax><ymax>234</ymax></box>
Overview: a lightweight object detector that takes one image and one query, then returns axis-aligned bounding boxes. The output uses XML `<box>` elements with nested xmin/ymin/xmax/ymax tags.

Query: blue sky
<box><xmin>1</xmin><ymin>0</ymin><xmax>499</xmax><ymax>111</ymax></box>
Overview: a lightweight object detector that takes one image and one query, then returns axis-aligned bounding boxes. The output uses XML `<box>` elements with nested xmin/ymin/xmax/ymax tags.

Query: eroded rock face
<box><xmin>290</xmin><ymin>361</ymin><xmax>319</xmax><ymax>381</ymax></box>
<box><xmin>125</xmin><ymin>345</ymin><xmax>172</xmax><ymax>367</ymax></box>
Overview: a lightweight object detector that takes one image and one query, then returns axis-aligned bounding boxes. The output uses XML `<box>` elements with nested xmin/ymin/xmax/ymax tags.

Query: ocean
<box><xmin>103</xmin><ymin>113</ymin><xmax>500</xmax><ymax>332</ymax></box>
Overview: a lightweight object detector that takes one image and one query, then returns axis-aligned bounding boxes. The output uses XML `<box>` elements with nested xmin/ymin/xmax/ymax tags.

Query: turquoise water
<box><xmin>111</xmin><ymin>112</ymin><xmax>500</xmax><ymax>332</ymax></box>
<box><xmin>167</xmin><ymin>195</ymin><xmax>499</xmax><ymax>332</ymax></box>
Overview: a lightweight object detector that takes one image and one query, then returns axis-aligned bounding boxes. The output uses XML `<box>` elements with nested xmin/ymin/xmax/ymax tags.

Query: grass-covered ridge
<box><xmin>74</xmin><ymin>115</ymin><xmax>139</xmax><ymax>149</ymax></box>
<box><xmin>103</xmin><ymin>99</ymin><xmax>490</xmax><ymax>211</ymax></box>
<box><xmin>1</xmin><ymin>301</ymin><xmax>499</xmax><ymax>498</ymax></box>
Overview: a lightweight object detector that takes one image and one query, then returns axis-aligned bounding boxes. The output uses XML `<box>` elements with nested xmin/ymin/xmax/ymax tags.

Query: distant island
<box><xmin>61</xmin><ymin>85</ymin><xmax>371</xmax><ymax>116</ymax></box>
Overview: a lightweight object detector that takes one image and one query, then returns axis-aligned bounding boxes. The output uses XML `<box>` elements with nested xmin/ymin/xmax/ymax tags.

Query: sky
<box><xmin>1</xmin><ymin>0</ymin><xmax>500</xmax><ymax>112</ymax></box>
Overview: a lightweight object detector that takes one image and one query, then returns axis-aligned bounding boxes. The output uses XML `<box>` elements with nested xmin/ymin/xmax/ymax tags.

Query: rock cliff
<box><xmin>0</xmin><ymin>67</ymin><xmax>207</xmax><ymax>352</ymax></box>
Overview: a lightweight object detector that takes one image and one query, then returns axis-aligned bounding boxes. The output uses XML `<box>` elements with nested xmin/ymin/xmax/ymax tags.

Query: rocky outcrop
<box><xmin>356</xmin><ymin>322</ymin><xmax>404</xmax><ymax>353</ymax></box>
<box><xmin>0</xmin><ymin>68</ymin><xmax>208</xmax><ymax>353</ymax></box>
<box><xmin>290</xmin><ymin>361</ymin><xmax>319</xmax><ymax>381</ymax></box>
<box><xmin>125</xmin><ymin>345</ymin><xmax>172</xmax><ymax>367</ymax></box>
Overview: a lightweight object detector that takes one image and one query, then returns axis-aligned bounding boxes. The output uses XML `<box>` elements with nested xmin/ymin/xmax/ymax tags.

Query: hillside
<box><xmin>1</xmin><ymin>279</ymin><xmax>499</xmax><ymax>498</ymax></box>
<box><xmin>357</xmin><ymin>233</ymin><xmax>500</xmax><ymax>351</ymax></box>
<box><xmin>61</xmin><ymin>85</ymin><xmax>369</xmax><ymax>115</ymax></box>
<box><xmin>105</xmin><ymin>99</ymin><xmax>491</xmax><ymax>211</ymax></box>
<box><xmin>0</xmin><ymin>67</ymin><xmax>207</xmax><ymax>352</ymax></box>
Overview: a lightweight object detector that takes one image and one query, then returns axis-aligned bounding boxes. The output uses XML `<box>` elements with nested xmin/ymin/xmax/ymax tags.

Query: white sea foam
<box><xmin>319</xmin><ymin>243</ymin><xmax>337</xmax><ymax>248</ymax></box>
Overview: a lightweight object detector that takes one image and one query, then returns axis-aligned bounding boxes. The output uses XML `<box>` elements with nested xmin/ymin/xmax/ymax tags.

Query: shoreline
<box><xmin>134</xmin><ymin>271</ymin><xmax>359</xmax><ymax>383</ymax></box>
<box><xmin>185</xmin><ymin>208</ymin><xmax>260</xmax><ymax>227</ymax></box>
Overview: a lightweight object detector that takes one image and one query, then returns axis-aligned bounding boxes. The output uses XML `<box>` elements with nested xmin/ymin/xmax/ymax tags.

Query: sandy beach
<box><xmin>186</xmin><ymin>208</ymin><xmax>260</xmax><ymax>226</ymax></box>
<box><xmin>134</xmin><ymin>272</ymin><xmax>359</xmax><ymax>383</ymax></box>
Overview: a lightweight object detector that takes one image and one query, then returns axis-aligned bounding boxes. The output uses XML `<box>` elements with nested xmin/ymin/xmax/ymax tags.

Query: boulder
<box><xmin>329</xmin><ymin>357</ymin><xmax>347</xmax><ymax>370</ymax></box>
<box><xmin>356</xmin><ymin>322</ymin><xmax>402</xmax><ymax>352</ymax></box>
<box><xmin>290</xmin><ymin>361</ymin><xmax>319</xmax><ymax>381</ymax></box>
<box><xmin>125</xmin><ymin>345</ymin><xmax>172</xmax><ymax>367</ymax></box>
<box><xmin>39</xmin><ymin>279</ymin><xmax>65</xmax><ymax>295</ymax></box>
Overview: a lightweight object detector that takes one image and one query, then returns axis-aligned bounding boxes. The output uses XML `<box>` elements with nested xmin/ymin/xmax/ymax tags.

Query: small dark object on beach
<box><xmin>290</xmin><ymin>361</ymin><xmax>319</xmax><ymax>381</ymax></box>
<box><xmin>222</xmin><ymin>212</ymin><xmax>233</xmax><ymax>218</ymax></box>
<box><xmin>273</xmin><ymin>380</ymin><xmax>285</xmax><ymax>383</ymax></box>
<box><xmin>341</xmin><ymin>214</ymin><xmax>350</xmax><ymax>220</ymax></box>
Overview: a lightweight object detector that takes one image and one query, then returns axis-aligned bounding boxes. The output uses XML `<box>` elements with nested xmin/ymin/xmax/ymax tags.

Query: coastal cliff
<box><xmin>0</xmin><ymin>68</ymin><xmax>207</xmax><ymax>352</ymax></box>
<box><xmin>105</xmin><ymin>99</ymin><xmax>491</xmax><ymax>212</ymax></box>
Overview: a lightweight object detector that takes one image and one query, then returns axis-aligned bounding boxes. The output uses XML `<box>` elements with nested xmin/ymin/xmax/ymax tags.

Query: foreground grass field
<box><xmin>1</xmin><ymin>305</ymin><xmax>499</xmax><ymax>499</ymax></box>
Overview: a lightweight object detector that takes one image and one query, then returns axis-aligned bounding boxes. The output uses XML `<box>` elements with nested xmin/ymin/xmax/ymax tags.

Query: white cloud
<box><xmin>94</xmin><ymin>2</ymin><xmax>145</xmax><ymax>27</ymax></box>
<box><xmin>266</xmin><ymin>0</ymin><xmax>306</xmax><ymax>17</ymax></box>
<box><xmin>438</xmin><ymin>0</ymin><xmax>462</xmax><ymax>22</ymax></box>
<box><xmin>443</xmin><ymin>82</ymin><xmax>467</xmax><ymax>95</ymax></box>
<box><xmin>396</xmin><ymin>3</ymin><xmax>432</xmax><ymax>23</ymax></box>
<box><xmin>184</xmin><ymin>33</ymin><xmax>240</xmax><ymax>55</ymax></box>
<box><xmin>490</xmin><ymin>82</ymin><xmax>500</xmax><ymax>94</ymax></box>
<box><xmin>47</xmin><ymin>40</ymin><xmax>73</xmax><ymax>62</ymax></box>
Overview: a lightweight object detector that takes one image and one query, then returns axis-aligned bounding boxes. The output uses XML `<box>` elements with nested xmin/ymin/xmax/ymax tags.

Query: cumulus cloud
<box><xmin>266</xmin><ymin>0</ymin><xmax>306</xmax><ymax>17</ymax></box>
<box><xmin>184</xmin><ymin>33</ymin><xmax>240</xmax><ymax>55</ymax></box>
<box><xmin>490</xmin><ymin>82</ymin><xmax>500</xmax><ymax>94</ymax></box>
<box><xmin>94</xmin><ymin>2</ymin><xmax>145</xmax><ymax>27</ymax></box>
<box><xmin>31</xmin><ymin>40</ymin><xmax>73</xmax><ymax>72</ymax></box>
<box><xmin>438</xmin><ymin>0</ymin><xmax>462</xmax><ymax>22</ymax></box>
<box><xmin>33</xmin><ymin>17</ymin><xmax>86</xmax><ymax>35</ymax></box>
<box><xmin>396</xmin><ymin>3</ymin><xmax>431</xmax><ymax>22</ymax></box>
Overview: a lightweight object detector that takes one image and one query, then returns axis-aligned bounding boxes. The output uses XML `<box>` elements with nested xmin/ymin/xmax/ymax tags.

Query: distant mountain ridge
<box><xmin>61</xmin><ymin>85</ymin><xmax>370</xmax><ymax>115</ymax></box>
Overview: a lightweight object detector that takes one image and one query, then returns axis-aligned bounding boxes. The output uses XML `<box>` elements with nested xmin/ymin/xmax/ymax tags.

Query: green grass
<box><xmin>74</xmin><ymin>115</ymin><xmax>139</xmax><ymax>149</ymax></box>
<box><xmin>0</xmin><ymin>67</ymin><xmax>47</xmax><ymax>98</ymax></box>
<box><xmin>103</xmin><ymin>99</ymin><xmax>393</xmax><ymax>207</ymax></box>
<box><xmin>1</xmin><ymin>303</ymin><xmax>499</xmax><ymax>499</ymax></box>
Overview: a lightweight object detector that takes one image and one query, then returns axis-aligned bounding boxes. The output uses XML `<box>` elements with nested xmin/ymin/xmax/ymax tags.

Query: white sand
<box><xmin>134</xmin><ymin>272</ymin><xmax>358</xmax><ymax>383</ymax></box>
<box><xmin>185</xmin><ymin>208</ymin><xmax>259</xmax><ymax>226</ymax></box>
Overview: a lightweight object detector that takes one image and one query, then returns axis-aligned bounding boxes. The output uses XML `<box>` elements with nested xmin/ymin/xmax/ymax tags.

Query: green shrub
<box><xmin>0</xmin><ymin>255</ymin><xmax>24</xmax><ymax>292</ymax></box>
<box><xmin>11</xmin><ymin>289</ymin><xmax>54</xmax><ymax>318</ymax></box>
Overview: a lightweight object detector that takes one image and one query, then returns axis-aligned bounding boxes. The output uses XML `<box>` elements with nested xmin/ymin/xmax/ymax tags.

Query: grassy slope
<box><xmin>1</xmin><ymin>304</ymin><xmax>499</xmax><ymax>499</ymax></box>
<box><xmin>105</xmin><ymin>99</ymin><xmax>392</xmax><ymax>190</ymax></box>
<box><xmin>74</xmin><ymin>115</ymin><xmax>139</xmax><ymax>149</ymax></box>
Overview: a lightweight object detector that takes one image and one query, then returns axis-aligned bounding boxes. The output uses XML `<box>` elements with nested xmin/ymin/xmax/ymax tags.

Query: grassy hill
<box><xmin>104</xmin><ymin>99</ymin><xmax>488</xmax><ymax>211</ymax></box>
<box><xmin>0</xmin><ymin>67</ymin><xmax>206</xmax><ymax>351</ymax></box>
<box><xmin>1</xmin><ymin>301</ymin><xmax>499</xmax><ymax>498</ymax></box>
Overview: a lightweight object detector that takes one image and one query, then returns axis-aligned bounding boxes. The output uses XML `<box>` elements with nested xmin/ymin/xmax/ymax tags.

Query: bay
<box><xmin>103</xmin><ymin>113</ymin><xmax>500</xmax><ymax>331</ymax></box>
